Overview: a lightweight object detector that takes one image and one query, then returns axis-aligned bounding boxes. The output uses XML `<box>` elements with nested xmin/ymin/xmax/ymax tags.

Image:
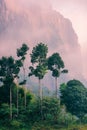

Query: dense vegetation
<box><xmin>0</xmin><ymin>43</ymin><xmax>87</xmax><ymax>130</ymax></box>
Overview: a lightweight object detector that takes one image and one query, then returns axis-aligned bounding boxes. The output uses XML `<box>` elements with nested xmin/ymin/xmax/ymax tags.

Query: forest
<box><xmin>0</xmin><ymin>43</ymin><xmax>87</xmax><ymax>130</ymax></box>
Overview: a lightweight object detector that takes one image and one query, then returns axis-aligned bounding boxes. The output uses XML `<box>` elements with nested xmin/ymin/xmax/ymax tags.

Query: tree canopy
<box><xmin>60</xmin><ymin>79</ymin><xmax>87</xmax><ymax>118</ymax></box>
<box><xmin>47</xmin><ymin>52</ymin><xmax>68</xmax><ymax>97</ymax></box>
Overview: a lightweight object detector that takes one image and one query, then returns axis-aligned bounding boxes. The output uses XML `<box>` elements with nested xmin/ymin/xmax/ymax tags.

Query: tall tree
<box><xmin>17</xmin><ymin>43</ymin><xmax>29</xmax><ymax>109</ymax></box>
<box><xmin>0</xmin><ymin>56</ymin><xmax>21</xmax><ymax>119</ymax></box>
<box><xmin>29</xmin><ymin>43</ymin><xmax>48</xmax><ymax>100</ymax></box>
<box><xmin>29</xmin><ymin>43</ymin><xmax>48</xmax><ymax>119</ymax></box>
<box><xmin>48</xmin><ymin>53</ymin><xmax>68</xmax><ymax>98</ymax></box>
<box><xmin>15</xmin><ymin>59</ymin><xmax>23</xmax><ymax>116</ymax></box>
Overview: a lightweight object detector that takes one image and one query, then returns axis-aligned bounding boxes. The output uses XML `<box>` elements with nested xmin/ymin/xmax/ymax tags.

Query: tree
<box><xmin>17</xmin><ymin>43</ymin><xmax>29</xmax><ymax>109</ymax></box>
<box><xmin>29</xmin><ymin>43</ymin><xmax>48</xmax><ymax>100</ymax></box>
<box><xmin>15</xmin><ymin>59</ymin><xmax>23</xmax><ymax>116</ymax></box>
<box><xmin>0</xmin><ymin>56</ymin><xmax>21</xmax><ymax>119</ymax></box>
<box><xmin>48</xmin><ymin>53</ymin><xmax>68</xmax><ymax>98</ymax></box>
<box><xmin>29</xmin><ymin>43</ymin><xmax>48</xmax><ymax>119</ymax></box>
<box><xmin>60</xmin><ymin>79</ymin><xmax>87</xmax><ymax>118</ymax></box>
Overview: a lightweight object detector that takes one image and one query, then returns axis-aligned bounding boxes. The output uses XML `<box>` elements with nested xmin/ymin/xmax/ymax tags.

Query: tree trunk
<box><xmin>17</xmin><ymin>85</ymin><xmax>18</xmax><ymax>116</ymax></box>
<box><xmin>39</xmin><ymin>79</ymin><xmax>43</xmax><ymax>120</ymax></box>
<box><xmin>55</xmin><ymin>77</ymin><xmax>58</xmax><ymax>98</ymax></box>
<box><xmin>10</xmin><ymin>85</ymin><xmax>12</xmax><ymax>120</ymax></box>
<box><xmin>24</xmin><ymin>87</ymin><xmax>26</xmax><ymax>109</ymax></box>
<box><xmin>23</xmin><ymin>65</ymin><xmax>26</xmax><ymax>109</ymax></box>
<box><xmin>39</xmin><ymin>79</ymin><xmax>42</xmax><ymax>100</ymax></box>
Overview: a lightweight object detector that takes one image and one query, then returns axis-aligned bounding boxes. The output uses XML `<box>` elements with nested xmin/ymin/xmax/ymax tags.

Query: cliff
<box><xmin>0</xmin><ymin>0</ymin><xmax>82</xmax><ymax>88</ymax></box>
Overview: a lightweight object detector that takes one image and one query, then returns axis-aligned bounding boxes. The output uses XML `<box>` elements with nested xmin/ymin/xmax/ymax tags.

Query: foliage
<box><xmin>29</xmin><ymin>42</ymin><xmax>48</xmax><ymax>118</ymax></box>
<box><xmin>17</xmin><ymin>43</ymin><xmax>29</xmax><ymax>84</ymax></box>
<box><xmin>30</xmin><ymin>43</ymin><xmax>48</xmax><ymax>64</ymax></box>
<box><xmin>42</xmin><ymin>97</ymin><xmax>60</xmax><ymax>121</ymax></box>
<box><xmin>0</xmin><ymin>43</ymin><xmax>87</xmax><ymax>130</ymax></box>
<box><xmin>60</xmin><ymin>80</ymin><xmax>87</xmax><ymax>118</ymax></box>
<box><xmin>0</xmin><ymin>56</ymin><xmax>22</xmax><ymax>119</ymax></box>
<box><xmin>0</xmin><ymin>103</ymin><xmax>10</xmax><ymax>119</ymax></box>
<box><xmin>48</xmin><ymin>53</ymin><xmax>68</xmax><ymax>77</ymax></box>
<box><xmin>26</xmin><ymin>98</ymin><xmax>41</xmax><ymax>122</ymax></box>
<box><xmin>10</xmin><ymin>120</ymin><xmax>22</xmax><ymax>128</ymax></box>
<box><xmin>82</xmin><ymin>114</ymin><xmax>87</xmax><ymax>124</ymax></box>
<box><xmin>58</xmin><ymin>105</ymin><xmax>79</xmax><ymax>126</ymax></box>
<box><xmin>47</xmin><ymin>53</ymin><xmax>68</xmax><ymax>97</ymax></box>
<box><xmin>0</xmin><ymin>56</ymin><xmax>20</xmax><ymax>84</ymax></box>
<box><xmin>17</xmin><ymin>43</ymin><xmax>29</xmax><ymax>61</ymax></box>
<box><xmin>29</xmin><ymin>43</ymin><xmax>48</xmax><ymax>80</ymax></box>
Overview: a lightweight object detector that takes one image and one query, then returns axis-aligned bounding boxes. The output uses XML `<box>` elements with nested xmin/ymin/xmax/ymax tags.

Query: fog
<box><xmin>0</xmin><ymin>0</ymin><xmax>86</xmax><ymax>88</ymax></box>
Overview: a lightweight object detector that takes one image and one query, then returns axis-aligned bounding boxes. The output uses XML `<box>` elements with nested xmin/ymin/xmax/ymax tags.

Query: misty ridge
<box><xmin>0</xmin><ymin>0</ymin><xmax>86</xmax><ymax>88</ymax></box>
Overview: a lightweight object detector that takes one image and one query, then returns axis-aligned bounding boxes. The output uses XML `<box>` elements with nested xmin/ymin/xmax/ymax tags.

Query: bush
<box><xmin>10</xmin><ymin>120</ymin><xmax>22</xmax><ymax>128</ymax></box>
<box><xmin>82</xmin><ymin>114</ymin><xmax>87</xmax><ymax>124</ymax></box>
<box><xmin>58</xmin><ymin>106</ymin><xmax>78</xmax><ymax>126</ymax></box>
<box><xmin>42</xmin><ymin>97</ymin><xmax>60</xmax><ymax>121</ymax></box>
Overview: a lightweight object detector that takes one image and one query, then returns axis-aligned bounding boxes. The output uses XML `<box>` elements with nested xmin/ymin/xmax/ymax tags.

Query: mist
<box><xmin>0</xmin><ymin>0</ymin><xmax>86</xmax><ymax>87</ymax></box>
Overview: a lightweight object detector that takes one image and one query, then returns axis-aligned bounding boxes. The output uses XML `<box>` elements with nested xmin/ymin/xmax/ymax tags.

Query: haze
<box><xmin>0</xmin><ymin>0</ymin><xmax>86</xmax><ymax>86</ymax></box>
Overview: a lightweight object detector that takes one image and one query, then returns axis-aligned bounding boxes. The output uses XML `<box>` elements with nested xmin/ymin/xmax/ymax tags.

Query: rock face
<box><xmin>0</xmin><ymin>0</ymin><xmax>78</xmax><ymax>45</ymax></box>
<box><xmin>0</xmin><ymin>0</ymin><xmax>7</xmax><ymax>32</ymax></box>
<box><xmin>0</xmin><ymin>0</ymin><xmax>82</xmax><ymax>88</ymax></box>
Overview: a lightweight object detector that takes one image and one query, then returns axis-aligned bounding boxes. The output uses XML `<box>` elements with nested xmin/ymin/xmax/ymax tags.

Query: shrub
<box><xmin>82</xmin><ymin>114</ymin><xmax>87</xmax><ymax>124</ymax></box>
<box><xmin>10</xmin><ymin>120</ymin><xmax>22</xmax><ymax>128</ymax></box>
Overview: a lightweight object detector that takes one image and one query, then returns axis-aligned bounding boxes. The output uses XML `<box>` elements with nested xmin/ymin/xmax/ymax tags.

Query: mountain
<box><xmin>0</xmin><ymin>0</ymin><xmax>7</xmax><ymax>33</ymax></box>
<box><xmin>0</xmin><ymin>0</ymin><xmax>84</xmax><ymax>88</ymax></box>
